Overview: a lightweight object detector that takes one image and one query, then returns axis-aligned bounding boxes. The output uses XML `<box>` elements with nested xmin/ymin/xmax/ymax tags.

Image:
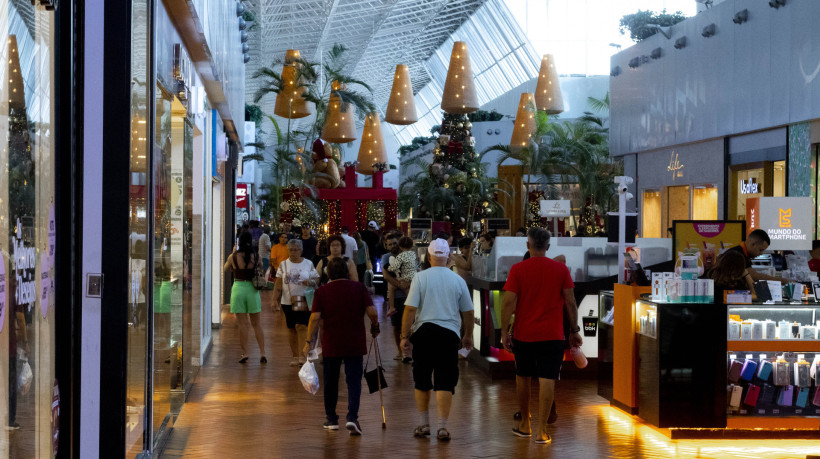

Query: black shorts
<box><xmin>410</xmin><ymin>323</ymin><xmax>461</xmax><ymax>393</ymax></box>
<box><xmin>281</xmin><ymin>304</ymin><xmax>310</xmax><ymax>329</ymax></box>
<box><xmin>512</xmin><ymin>339</ymin><xmax>564</xmax><ymax>380</ymax></box>
<box><xmin>390</xmin><ymin>296</ymin><xmax>406</xmax><ymax>328</ymax></box>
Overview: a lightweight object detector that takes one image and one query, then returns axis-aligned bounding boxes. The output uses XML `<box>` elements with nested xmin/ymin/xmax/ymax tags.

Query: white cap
<box><xmin>368</xmin><ymin>220</ymin><xmax>379</xmax><ymax>229</ymax></box>
<box><xmin>427</xmin><ymin>238</ymin><xmax>450</xmax><ymax>257</ymax></box>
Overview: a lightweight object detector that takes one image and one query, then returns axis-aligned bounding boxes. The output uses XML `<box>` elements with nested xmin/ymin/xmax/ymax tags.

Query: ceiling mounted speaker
<box><xmin>510</xmin><ymin>93</ymin><xmax>536</xmax><ymax>158</ymax></box>
<box><xmin>273</xmin><ymin>50</ymin><xmax>312</xmax><ymax>119</ymax></box>
<box><xmin>441</xmin><ymin>42</ymin><xmax>479</xmax><ymax>114</ymax></box>
<box><xmin>384</xmin><ymin>65</ymin><xmax>417</xmax><ymax>125</ymax></box>
<box><xmin>357</xmin><ymin>113</ymin><xmax>388</xmax><ymax>175</ymax></box>
<box><xmin>322</xmin><ymin>81</ymin><xmax>357</xmax><ymax>143</ymax></box>
<box><xmin>534</xmin><ymin>54</ymin><xmax>564</xmax><ymax>114</ymax></box>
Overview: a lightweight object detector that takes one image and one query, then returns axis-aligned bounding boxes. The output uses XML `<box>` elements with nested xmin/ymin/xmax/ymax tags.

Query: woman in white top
<box><xmin>258</xmin><ymin>226</ymin><xmax>272</xmax><ymax>272</ymax></box>
<box><xmin>272</xmin><ymin>239</ymin><xmax>320</xmax><ymax>365</ymax></box>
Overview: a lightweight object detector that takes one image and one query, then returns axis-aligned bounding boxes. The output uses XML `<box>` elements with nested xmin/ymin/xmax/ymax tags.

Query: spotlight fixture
<box><xmin>487</xmin><ymin>129</ymin><xmax>493</xmax><ymax>135</ymax></box>
<box><xmin>494</xmin><ymin>129</ymin><xmax>500</xmax><ymax>135</ymax></box>
<box><xmin>769</xmin><ymin>0</ymin><xmax>786</xmax><ymax>8</ymax></box>
<box><xmin>610</xmin><ymin>66</ymin><xmax>621</xmax><ymax>77</ymax></box>
<box><xmin>628</xmin><ymin>57</ymin><xmax>641</xmax><ymax>69</ymax></box>
<box><xmin>242</xmin><ymin>43</ymin><xmax>249</xmax><ymax>54</ymax></box>
<box><xmin>674</xmin><ymin>36</ymin><xmax>687</xmax><ymax>49</ymax></box>
<box><xmin>241</xmin><ymin>31</ymin><xmax>248</xmax><ymax>43</ymax></box>
<box><xmin>238</xmin><ymin>17</ymin><xmax>247</xmax><ymax>30</ymax></box>
<box><xmin>236</xmin><ymin>2</ymin><xmax>245</xmax><ymax>16</ymax></box>
<box><xmin>243</xmin><ymin>53</ymin><xmax>250</xmax><ymax>64</ymax></box>
<box><xmin>650</xmin><ymin>48</ymin><xmax>662</xmax><ymax>60</ymax></box>
<box><xmin>732</xmin><ymin>9</ymin><xmax>749</xmax><ymax>24</ymax></box>
<box><xmin>701</xmin><ymin>23</ymin><xmax>716</xmax><ymax>38</ymax></box>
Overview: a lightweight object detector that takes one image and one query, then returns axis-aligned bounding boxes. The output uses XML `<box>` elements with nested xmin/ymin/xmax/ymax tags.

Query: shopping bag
<box><xmin>364</xmin><ymin>269</ymin><xmax>375</xmax><ymax>294</ymax></box>
<box><xmin>18</xmin><ymin>359</ymin><xmax>33</xmax><ymax>395</ymax></box>
<box><xmin>298</xmin><ymin>361</ymin><xmax>320</xmax><ymax>395</ymax></box>
<box><xmin>304</xmin><ymin>286</ymin><xmax>316</xmax><ymax>311</ymax></box>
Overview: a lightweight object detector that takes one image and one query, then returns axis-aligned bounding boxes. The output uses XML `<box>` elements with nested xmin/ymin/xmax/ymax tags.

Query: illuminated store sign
<box><xmin>667</xmin><ymin>152</ymin><xmax>684</xmax><ymax>180</ymax></box>
<box><xmin>740</xmin><ymin>178</ymin><xmax>759</xmax><ymax>194</ymax></box>
<box><xmin>758</xmin><ymin>197</ymin><xmax>812</xmax><ymax>250</ymax></box>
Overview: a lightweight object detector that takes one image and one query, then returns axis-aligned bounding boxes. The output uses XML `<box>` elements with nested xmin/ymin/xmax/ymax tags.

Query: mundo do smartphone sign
<box><xmin>758</xmin><ymin>197</ymin><xmax>812</xmax><ymax>250</ymax></box>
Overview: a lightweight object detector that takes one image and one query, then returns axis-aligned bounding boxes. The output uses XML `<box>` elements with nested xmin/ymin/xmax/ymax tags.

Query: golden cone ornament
<box><xmin>534</xmin><ymin>54</ymin><xmax>563</xmax><ymax>114</ymax></box>
<box><xmin>273</xmin><ymin>50</ymin><xmax>312</xmax><ymax>119</ymax></box>
<box><xmin>321</xmin><ymin>80</ymin><xmax>357</xmax><ymax>143</ymax></box>
<box><xmin>441</xmin><ymin>41</ymin><xmax>479</xmax><ymax>114</ymax></box>
<box><xmin>384</xmin><ymin>64</ymin><xmax>417</xmax><ymax>125</ymax></box>
<box><xmin>356</xmin><ymin>113</ymin><xmax>387</xmax><ymax>175</ymax></box>
<box><xmin>510</xmin><ymin>93</ymin><xmax>536</xmax><ymax>157</ymax></box>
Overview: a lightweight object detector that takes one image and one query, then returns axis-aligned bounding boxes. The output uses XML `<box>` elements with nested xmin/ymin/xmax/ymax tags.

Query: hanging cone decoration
<box><xmin>384</xmin><ymin>64</ymin><xmax>417</xmax><ymax>125</ymax></box>
<box><xmin>441</xmin><ymin>41</ymin><xmax>479</xmax><ymax>114</ymax></box>
<box><xmin>273</xmin><ymin>49</ymin><xmax>312</xmax><ymax>119</ymax></box>
<box><xmin>510</xmin><ymin>93</ymin><xmax>536</xmax><ymax>157</ymax></box>
<box><xmin>534</xmin><ymin>54</ymin><xmax>563</xmax><ymax>114</ymax></box>
<box><xmin>321</xmin><ymin>80</ymin><xmax>357</xmax><ymax>143</ymax></box>
<box><xmin>356</xmin><ymin>113</ymin><xmax>387</xmax><ymax>175</ymax></box>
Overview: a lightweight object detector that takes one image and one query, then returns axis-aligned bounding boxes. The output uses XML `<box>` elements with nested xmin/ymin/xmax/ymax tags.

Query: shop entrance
<box><xmin>729</xmin><ymin>161</ymin><xmax>785</xmax><ymax>221</ymax></box>
<box><xmin>666</xmin><ymin>185</ymin><xmax>690</xmax><ymax>236</ymax></box>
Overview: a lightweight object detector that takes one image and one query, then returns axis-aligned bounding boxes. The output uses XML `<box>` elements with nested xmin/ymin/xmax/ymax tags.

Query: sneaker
<box><xmin>436</xmin><ymin>428</ymin><xmax>451</xmax><ymax>441</ymax></box>
<box><xmin>290</xmin><ymin>357</ymin><xmax>299</xmax><ymax>367</ymax></box>
<box><xmin>5</xmin><ymin>422</ymin><xmax>20</xmax><ymax>431</ymax></box>
<box><xmin>535</xmin><ymin>433</ymin><xmax>552</xmax><ymax>444</ymax></box>
<box><xmin>260</xmin><ymin>356</ymin><xmax>267</xmax><ymax>364</ymax></box>
<box><xmin>547</xmin><ymin>401</ymin><xmax>557</xmax><ymax>424</ymax></box>
<box><xmin>413</xmin><ymin>424</ymin><xmax>431</xmax><ymax>437</ymax></box>
<box><xmin>402</xmin><ymin>356</ymin><xmax>412</xmax><ymax>364</ymax></box>
<box><xmin>346</xmin><ymin>420</ymin><xmax>362</xmax><ymax>436</ymax></box>
<box><xmin>323</xmin><ymin>421</ymin><xmax>339</xmax><ymax>431</ymax></box>
<box><xmin>238</xmin><ymin>355</ymin><xmax>249</xmax><ymax>364</ymax></box>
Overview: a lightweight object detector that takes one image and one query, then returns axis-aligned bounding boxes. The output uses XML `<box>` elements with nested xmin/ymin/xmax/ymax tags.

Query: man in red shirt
<box><xmin>305</xmin><ymin>258</ymin><xmax>379</xmax><ymax>435</ymax></box>
<box><xmin>500</xmin><ymin>227</ymin><xmax>581</xmax><ymax>445</ymax></box>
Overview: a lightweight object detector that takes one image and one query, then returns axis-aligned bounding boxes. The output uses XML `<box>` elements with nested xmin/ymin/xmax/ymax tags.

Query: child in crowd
<box><xmin>386</xmin><ymin>236</ymin><xmax>418</xmax><ymax>317</ymax></box>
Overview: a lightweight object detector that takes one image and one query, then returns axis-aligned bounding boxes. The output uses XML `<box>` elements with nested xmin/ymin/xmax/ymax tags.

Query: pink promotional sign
<box><xmin>692</xmin><ymin>222</ymin><xmax>726</xmax><ymax>238</ymax></box>
<box><xmin>0</xmin><ymin>254</ymin><xmax>5</xmax><ymax>332</ymax></box>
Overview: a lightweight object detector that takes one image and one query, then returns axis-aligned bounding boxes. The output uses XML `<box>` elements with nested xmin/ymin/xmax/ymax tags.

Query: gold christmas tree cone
<box><xmin>273</xmin><ymin>49</ymin><xmax>312</xmax><ymax>119</ymax></box>
<box><xmin>321</xmin><ymin>80</ymin><xmax>357</xmax><ymax>143</ymax></box>
<box><xmin>356</xmin><ymin>113</ymin><xmax>387</xmax><ymax>175</ymax></box>
<box><xmin>384</xmin><ymin>64</ymin><xmax>417</xmax><ymax>125</ymax></box>
<box><xmin>441</xmin><ymin>41</ymin><xmax>479</xmax><ymax>114</ymax></box>
<box><xmin>510</xmin><ymin>93</ymin><xmax>536</xmax><ymax>157</ymax></box>
<box><xmin>534</xmin><ymin>54</ymin><xmax>563</xmax><ymax>114</ymax></box>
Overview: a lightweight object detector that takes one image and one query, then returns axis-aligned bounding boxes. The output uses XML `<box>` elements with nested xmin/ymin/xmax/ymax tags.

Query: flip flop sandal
<box><xmin>512</xmin><ymin>427</ymin><xmax>531</xmax><ymax>438</ymax></box>
<box><xmin>535</xmin><ymin>434</ymin><xmax>552</xmax><ymax>444</ymax></box>
<box><xmin>413</xmin><ymin>424</ymin><xmax>431</xmax><ymax>437</ymax></box>
<box><xmin>436</xmin><ymin>428</ymin><xmax>451</xmax><ymax>441</ymax></box>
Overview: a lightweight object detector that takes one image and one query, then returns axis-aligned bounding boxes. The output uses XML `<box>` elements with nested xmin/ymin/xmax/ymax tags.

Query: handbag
<box><xmin>252</xmin><ymin>257</ymin><xmax>267</xmax><ymax>290</ymax></box>
<box><xmin>364</xmin><ymin>269</ymin><xmax>375</xmax><ymax>294</ymax></box>
<box><xmin>363</xmin><ymin>338</ymin><xmax>387</xmax><ymax>394</ymax></box>
<box><xmin>284</xmin><ymin>260</ymin><xmax>310</xmax><ymax>311</ymax></box>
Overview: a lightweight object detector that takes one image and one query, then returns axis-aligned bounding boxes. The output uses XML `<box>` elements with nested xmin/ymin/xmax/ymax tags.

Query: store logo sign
<box><xmin>779</xmin><ymin>208</ymin><xmax>791</xmax><ymax>228</ymax></box>
<box><xmin>12</xmin><ymin>218</ymin><xmax>36</xmax><ymax>309</ymax></box>
<box><xmin>667</xmin><ymin>152</ymin><xmax>684</xmax><ymax>180</ymax></box>
<box><xmin>740</xmin><ymin>178</ymin><xmax>759</xmax><ymax>194</ymax></box>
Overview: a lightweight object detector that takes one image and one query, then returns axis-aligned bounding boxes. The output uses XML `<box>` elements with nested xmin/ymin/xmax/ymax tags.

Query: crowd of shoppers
<box><xmin>227</xmin><ymin>220</ymin><xmax>581</xmax><ymax>445</ymax></box>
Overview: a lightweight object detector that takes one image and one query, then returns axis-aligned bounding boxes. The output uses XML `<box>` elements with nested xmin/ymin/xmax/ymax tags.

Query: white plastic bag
<box><xmin>298</xmin><ymin>360</ymin><xmax>320</xmax><ymax>395</ymax></box>
<box><xmin>18</xmin><ymin>359</ymin><xmax>33</xmax><ymax>394</ymax></box>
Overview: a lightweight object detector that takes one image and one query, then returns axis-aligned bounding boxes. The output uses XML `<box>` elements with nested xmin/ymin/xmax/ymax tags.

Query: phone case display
<box><xmin>727</xmin><ymin>352</ymin><xmax>820</xmax><ymax>417</ymax></box>
<box><xmin>727</xmin><ymin>305</ymin><xmax>820</xmax><ymax>341</ymax></box>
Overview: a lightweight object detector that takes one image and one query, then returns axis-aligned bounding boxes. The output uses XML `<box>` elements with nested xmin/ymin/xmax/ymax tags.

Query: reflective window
<box><xmin>1</xmin><ymin>2</ymin><xmax>57</xmax><ymax>457</ymax></box>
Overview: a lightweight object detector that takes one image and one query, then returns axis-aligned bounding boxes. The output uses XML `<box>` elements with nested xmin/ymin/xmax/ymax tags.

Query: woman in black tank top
<box><xmin>225</xmin><ymin>231</ymin><xmax>266</xmax><ymax>363</ymax></box>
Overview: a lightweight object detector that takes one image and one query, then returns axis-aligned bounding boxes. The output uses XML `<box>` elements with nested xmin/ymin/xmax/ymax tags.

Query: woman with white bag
<box><xmin>272</xmin><ymin>238</ymin><xmax>319</xmax><ymax>366</ymax></box>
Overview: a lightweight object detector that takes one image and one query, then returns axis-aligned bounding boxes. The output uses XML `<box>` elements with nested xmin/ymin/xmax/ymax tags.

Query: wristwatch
<box><xmin>570</xmin><ymin>327</ymin><xmax>581</xmax><ymax>334</ymax></box>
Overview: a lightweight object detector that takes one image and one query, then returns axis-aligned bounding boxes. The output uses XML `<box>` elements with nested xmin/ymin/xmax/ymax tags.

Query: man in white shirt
<box><xmin>341</xmin><ymin>226</ymin><xmax>358</xmax><ymax>260</ymax></box>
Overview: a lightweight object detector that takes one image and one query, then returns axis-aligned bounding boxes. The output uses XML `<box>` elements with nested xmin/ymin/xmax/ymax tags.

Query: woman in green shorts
<box><xmin>225</xmin><ymin>230</ymin><xmax>266</xmax><ymax>363</ymax></box>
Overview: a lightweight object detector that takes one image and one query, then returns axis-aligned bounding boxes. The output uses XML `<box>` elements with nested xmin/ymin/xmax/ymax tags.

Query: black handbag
<box><xmin>363</xmin><ymin>339</ymin><xmax>387</xmax><ymax>394</ymax></box>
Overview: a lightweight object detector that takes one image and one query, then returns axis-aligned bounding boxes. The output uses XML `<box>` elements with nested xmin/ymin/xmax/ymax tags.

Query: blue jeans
<box><xmin>323</xmin><ymin>355</ymin><xmax>363</xmax><ymax>423</ymax></box>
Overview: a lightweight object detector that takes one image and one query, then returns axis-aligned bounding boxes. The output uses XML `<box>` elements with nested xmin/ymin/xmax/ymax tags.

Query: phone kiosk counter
<box><xmin>617</xmin><ymin>296</ymin><xmax>820</xmax><ymax>438</ymax></box>
<box><xmin>465</xmin><ymin>275</ymin><xmax>514</xmax><ymax>379</ymax></box>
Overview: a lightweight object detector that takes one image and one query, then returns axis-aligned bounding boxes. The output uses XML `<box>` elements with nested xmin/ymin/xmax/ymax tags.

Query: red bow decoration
<box><xmin>446</xmin><ymin>141</ymin><xmax>463</xmax><ymax>155</ymax></box>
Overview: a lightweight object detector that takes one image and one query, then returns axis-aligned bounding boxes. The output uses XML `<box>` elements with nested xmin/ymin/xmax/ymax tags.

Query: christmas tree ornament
<box><xmin>385</xmin><ymin>64</ymin><xmax>418</xmax><ymax>125</ymax></box>
<box><xmin>322</xmin><ymin>80</ymin><xmax>356</xmax><ymax>143</ymax></box>
<box><xmin>441</xmin><ymin>42</ymin><xmax>479</xmax><ymax>114</ymax></box>
<box><xmin>273</xmin><ymin>49</ymin><xmax>312</xmax><ymax>119</ymax></box>
<box><xmin>534</xmin><ymin>54</ymin><xmax>564</xmax><ymax>114</ymax></box>
<box><xmin>510</xmin><ymin>93</ymin><xmax>536</xmax><ymax>157</ymax></box>
<box><xmin>356</xmin><ymin>112</ymin><xmax>387</xmax><ymax>175</ymax></box>
<box><xmin>465</xmin><ymin>121</ymin><xmax>472</xmax><ymax>129</ymax></box>
<box><xmin>439</xmin><ymin>134</ymin><xmax>450</xmax><ymax>145</ymax></box>
<box><xmin>457</xmin><ymin>122</ymin><xmax>464</xmax><ymax>129</ymax></box>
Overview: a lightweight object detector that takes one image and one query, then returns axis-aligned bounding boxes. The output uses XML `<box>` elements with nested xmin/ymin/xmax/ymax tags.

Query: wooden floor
<box><xmin>162</xmin><ymin>291</ymin><xmax>819</xmax><ymax>458</ymax></box>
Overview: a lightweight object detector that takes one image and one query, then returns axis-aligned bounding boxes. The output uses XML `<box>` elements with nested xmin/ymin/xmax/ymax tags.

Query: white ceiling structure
<box><xmin>252</xmin><ymin>0</ymin><xmax>541</xmax><ymax>144</ymax></box>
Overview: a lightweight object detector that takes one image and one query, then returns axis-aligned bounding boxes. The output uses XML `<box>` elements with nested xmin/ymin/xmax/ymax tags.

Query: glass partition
<box><xmin>0</xmin><ymin>2</ymin><xmax>57</xmax><ymax>457</ymax></box>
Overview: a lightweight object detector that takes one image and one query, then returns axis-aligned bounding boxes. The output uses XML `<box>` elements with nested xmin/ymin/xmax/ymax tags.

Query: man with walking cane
<box><xmin>401</xmin><ymin>239</ymin><xmax>474</xmax><ymax>441</ymax></box>
<box><xmin>305</xmin><ymin>258</ymin><xmax>380</xmax><ymax>435</ymax></box>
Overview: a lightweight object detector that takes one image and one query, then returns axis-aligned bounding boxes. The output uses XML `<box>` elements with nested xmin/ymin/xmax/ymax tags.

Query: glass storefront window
<box><xmin>692</xmin><ymin>185</ymin><xmax>718</xmax><ymax>220</ymax></box>
<box><xmin>1</xmin><ymin>2</ymin><xmax>57</xmax><ymax>457</ymax></box>
<box><xmin>642</xmin><ymin>190</ymin><xmax>661</xmax><ymax>238</ymax></box>
<box><xmin>732</xmin><ymin>166</ymin><xmax>765</xmax><ymax>220</ymax></box>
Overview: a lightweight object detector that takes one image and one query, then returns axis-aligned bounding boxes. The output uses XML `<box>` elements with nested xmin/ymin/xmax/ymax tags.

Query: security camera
<box><xmin>618</xmin><ymin>185</ymin><xmax>629</xmax><ymax>194</ymax></box>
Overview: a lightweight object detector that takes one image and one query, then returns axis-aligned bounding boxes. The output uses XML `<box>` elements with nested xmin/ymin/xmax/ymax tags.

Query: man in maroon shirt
<box><xmin>500</xmin><ymin>227</ymin><xmax>582</xmax><ymax>445</ymax></box>
<box><xmin>305</xmin><ymin>257</ymin><xmax>379</xmax><ymax>435</ymax></box>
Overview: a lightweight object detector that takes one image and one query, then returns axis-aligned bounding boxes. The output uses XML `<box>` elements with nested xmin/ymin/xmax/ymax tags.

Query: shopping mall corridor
<box><xmin>161</xmin><ymin>291</ymin><xmax>816</xmax><ymax>458</ymax></box>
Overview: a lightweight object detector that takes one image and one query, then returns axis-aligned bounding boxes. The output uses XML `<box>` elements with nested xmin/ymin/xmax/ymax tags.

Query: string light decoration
<box><xmin>383</xmin><ymin>200</ymin><xmax>398</xmax><ymax>231</ymax></box>
<box><xmin>366</xmin><ymin>201</ymin><xmax>385</xmax><ymax>230</ymax></box>
<box><xmin>384</xmin><ymin>64</ymin><xmax>417</xmax><ymax>125</ymax></box>
<box><xmin>355</xmin><ymin>200</ymin><xmax>368</xmax><ymax>232</ymax></box>
<box><xmin>321</xmin><ymin>80</ymin><xmax>357</xmax><ymax>143</ymax></box>
<box><xmin>440</xmin><ymin>41</ymin><xmax>479</xmax><ymax>114</ymax></box>
<box><xmin>510</xmin><ymin>93</ymin><xmax>536</xmax><ymax>158</ymax></box>
<box><xmin>356</xmin><ymin>112</ymin><xmax>387</xmax><ymax>175</ymax></box>
<box><xmin>273</xmin><ymin>49</ymin><xmax>312</xmax><ymax>119</ymax></box>
<box><xmin>534</xmin><ymin>54</ymin><xmax>564</xmax><ymax>114</ymax></box>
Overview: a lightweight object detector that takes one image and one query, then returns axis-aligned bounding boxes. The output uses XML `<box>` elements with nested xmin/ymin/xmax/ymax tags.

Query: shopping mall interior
<box><xmin>3</xmin><ymin>0</ymin><xmax>820</xmax><ymax>457</ymax></box>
